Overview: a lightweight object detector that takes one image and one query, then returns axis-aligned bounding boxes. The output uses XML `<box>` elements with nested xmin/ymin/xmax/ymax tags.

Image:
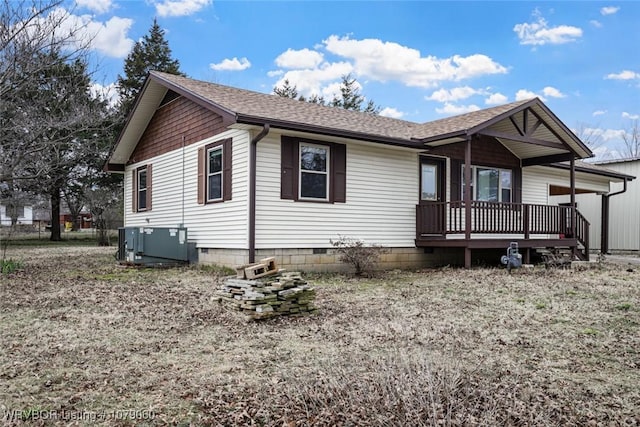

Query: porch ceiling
<box><xmin>421</xmin><ymin>98</ymin><xmax>593</xmax><ymax>161</ymax></box>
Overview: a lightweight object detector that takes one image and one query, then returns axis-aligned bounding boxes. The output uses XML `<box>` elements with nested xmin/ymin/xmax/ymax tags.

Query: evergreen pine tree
<box><xmin>273</xmin><ymin>73</ymin><xmax>379</xmax><ymax>114</ymax></box>
<box><xmin>116</xmin><ymin>19</ymin><xmax>184</xmax><ymax>115</ymax></box>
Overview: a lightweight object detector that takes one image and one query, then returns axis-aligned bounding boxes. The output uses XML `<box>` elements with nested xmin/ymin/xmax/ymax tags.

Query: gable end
<box><xmin>128</xmin><ymin>95</ymin><xmax>227</xmax><ymax>164</ymax></box>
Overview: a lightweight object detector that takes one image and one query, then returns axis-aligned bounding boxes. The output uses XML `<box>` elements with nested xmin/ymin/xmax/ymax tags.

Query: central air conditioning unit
<box><xmin>117</xmin><ymin>226</ymin><xmax>189</xmax><ymax>265</ymax></box>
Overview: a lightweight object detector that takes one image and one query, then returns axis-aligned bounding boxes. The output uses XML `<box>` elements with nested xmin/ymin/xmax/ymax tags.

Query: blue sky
<box><xmin>61</xmin><ymin>0</ymin><xmax>639</xmax><ymax>159</ymax></box>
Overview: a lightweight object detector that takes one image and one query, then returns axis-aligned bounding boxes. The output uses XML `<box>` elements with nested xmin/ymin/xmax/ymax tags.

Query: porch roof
<box><xmin>414</xmin><ymin>98</ymin><xmax>593</xmax><ymax>163</ymax></box>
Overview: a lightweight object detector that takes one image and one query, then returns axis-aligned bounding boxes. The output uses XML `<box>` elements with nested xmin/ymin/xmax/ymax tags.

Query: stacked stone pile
<box><xmin>215</xmin><ymin>271</ymin><xmax>317</xmax><ymax>320</ymax></box>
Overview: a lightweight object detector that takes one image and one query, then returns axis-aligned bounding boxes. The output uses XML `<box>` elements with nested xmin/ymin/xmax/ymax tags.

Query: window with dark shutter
<box><xmin>197</xmin><ymin>138</ymin><xmax>232</xmax><ymax>204</ymax></box>
<box><xmin>280</xmin><ymin>136</ymin><xmax>346</xmax><ymax>203</ymax></box>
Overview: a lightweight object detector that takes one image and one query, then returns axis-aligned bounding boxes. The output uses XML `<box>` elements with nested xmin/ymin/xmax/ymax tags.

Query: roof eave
<box><xmin>236</xmin><ymin>114</ymin><xmax>423</xmax><ymax>149</ymax></box>
<box><xmin>547</xmin><ymin>162</ymin><xmax>635</xmax><ymax>181</ymax></box>
<box><xmin>149</xmin><ymin>71</ymin><xmax>237</xmax><ymax>124</ymax></box>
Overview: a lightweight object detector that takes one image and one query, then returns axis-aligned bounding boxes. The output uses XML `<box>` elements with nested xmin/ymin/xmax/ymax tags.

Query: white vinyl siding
<box><xmin>559</xmin><ymin>160</ymin><xmax>640</xmax><ymax>251</ymax></box>
<box><xmin>604</xmin><ymin>161</ymin><xmax>640</xmax><ymax>251</ymax></box>
<box><xmin>256</xmin><ymin>134</ymin><xmax>420</xmax><ymax>248</ymax></box>
<box><xmin>124</xmin><ymin>129</ymin><xmax>250</xmax><ymax>249</ymax></box>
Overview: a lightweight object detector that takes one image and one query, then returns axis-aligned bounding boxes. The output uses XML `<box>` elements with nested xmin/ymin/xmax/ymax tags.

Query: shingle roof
<box><xmin>411</xmin><ymin>99</ymin><xmax>533</xmax><ymax>140</ymax></box>
<box><xmin>152</xmin><ymin>72</ymin><xmax>541</xmax><ymax>146</ymax></box>
<box><xmin>152</xmin><ymin>71</ymin><xmax>423</xmax><ymax>143</ymax></box>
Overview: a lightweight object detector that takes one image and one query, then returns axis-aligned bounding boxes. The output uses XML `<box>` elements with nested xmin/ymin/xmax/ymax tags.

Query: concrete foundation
<box><xmin>197</xmin><ymin>247</ymin><xmax>463</xmax><ymax>272</ymax></box>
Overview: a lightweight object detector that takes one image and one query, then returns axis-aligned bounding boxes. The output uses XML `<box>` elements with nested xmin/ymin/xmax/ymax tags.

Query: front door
<box><xmin>419</xmin><ymin>157</ymin><xmax>446</xmax><ymax>235</ymax></box>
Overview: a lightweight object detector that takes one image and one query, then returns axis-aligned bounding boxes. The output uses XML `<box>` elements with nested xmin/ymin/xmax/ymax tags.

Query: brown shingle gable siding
<box><xmin>128</xmin><ymin>96</ymin><xmax>227</xmax><ymax>164</ymax></box>
<box><xmin>427</xmin><ymin>135</ymin><xmax>520</xmax><ymax>168</ymax></box>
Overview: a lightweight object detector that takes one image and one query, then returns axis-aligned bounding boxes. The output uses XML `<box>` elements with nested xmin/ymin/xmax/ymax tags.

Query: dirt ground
<box><xmin>1</xmin><ymin>246</ymin><xmax>639</xmax><ymax>426</ymax></box>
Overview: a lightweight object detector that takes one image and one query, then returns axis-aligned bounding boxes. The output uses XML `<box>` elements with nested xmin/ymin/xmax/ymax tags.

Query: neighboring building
<box><xmin>556</xmin><ymin>158</ymin><xmax>639</xmax><ymax>252</ymax></box>
<box><xmin>106</xmin><ymin>72</ymin><xmax>630</xmax><ymax>270</ymax></box>
<box><xmin>0</xmin><ymin>204</ymin><xmax>33</xmax><ymax>226</ymax></box>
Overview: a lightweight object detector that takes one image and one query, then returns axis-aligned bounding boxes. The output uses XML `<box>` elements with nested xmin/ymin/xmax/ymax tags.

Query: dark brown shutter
<box><xmin>146</xmin><ymin>164</ymin><xmax>152</xmax><ymax>211</ymax></box>
<box><xmin>512</xmin><ymin>167</ymin><xmax>522</xmax><ymax>203</ymax></box>
<box><xmin>223</xmin><ymin>138</ymin><xmax>232</xmax><ymax>201</ymax></box>
<box><xmin>280</xmin><ymin>136</ymin><xmax>298</xmax><ymax>200</ymax></box>
<box><xmin>331</xmin><ymin>143</ymin><xmax>346</xmax><ymax>203</ymax></box>
<box><xmin>131</xmin><ymin>169</ymin><xmax>137</xmax><ymax>212</ymax></box>
<box><xmin>450</xmin><ymin>159</ymin><xmax>462</xmax><ymax>201</ymax></box>
<box><xmin>197</xmin><ymin>147</ymin><xmax>205</xmax><ymax>204</ymax></box>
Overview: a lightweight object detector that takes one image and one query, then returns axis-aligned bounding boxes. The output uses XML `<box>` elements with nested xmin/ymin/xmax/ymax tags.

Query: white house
<box><xmin>0</xmin><ymin>204</ymin><xmax>33</xmax><ymax>226</ymax></box>
<box><xmin>106</xmin><ymin>72</ymin><xmax>631</xmax><ymax>269</ymax></box>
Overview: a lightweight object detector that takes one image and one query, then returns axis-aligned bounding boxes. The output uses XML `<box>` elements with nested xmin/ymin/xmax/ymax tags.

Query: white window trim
<box><xmin>299</xmin><ymin>142</ymin><xmax>330</xmax><ymax>201</ymax></box>
<box><xmin>137</xmin><ymin>168</ymin><xmax>147</xmax><ymax>211</ymax></box>
<box><xmin>461</xmin><ymin>165</ymin><xmax>512</xmax><ymax>203</ymax></box>
<box><xmin>206</xmin><ymin>145</ymin><xmax>224</xmax><ymax>202</ymax></box>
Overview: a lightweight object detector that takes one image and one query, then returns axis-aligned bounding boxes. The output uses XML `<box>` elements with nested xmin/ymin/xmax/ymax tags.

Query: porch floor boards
<box><xmin>415</xmin><ymin>237</ymin><xmax>578</xmax><ymax>249</ymax></box>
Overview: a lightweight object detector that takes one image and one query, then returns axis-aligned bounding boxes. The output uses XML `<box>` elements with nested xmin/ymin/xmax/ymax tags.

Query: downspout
<box><xmin>249</xmin><ymin>124</ymin><xmax>270</xmax><ymax>263</ymax></box>
<box><xmin>569</xmin><ymin>157</ymin><xmax>576</xmax><ymax>259</ymax></box>
<box><xmin>601</xmin><ymin>178</ymin><xmax>628</xmax><ymax>254</ymax></box>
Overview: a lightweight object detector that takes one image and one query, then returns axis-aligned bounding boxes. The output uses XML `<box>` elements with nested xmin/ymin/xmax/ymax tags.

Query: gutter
<box><xmin>236</xmin><ymin>115</ymin><xmax>422</xmax><ymax>149</ymax></box>
<box><xmin>249</xmin><ymin>124</ymin><xmax>270</xmax><ymax>263</ymax></box>
<box><xmin>601</xmin><ymin>178</ymin><xmax>629</xmax><ymax>254</ymax></box>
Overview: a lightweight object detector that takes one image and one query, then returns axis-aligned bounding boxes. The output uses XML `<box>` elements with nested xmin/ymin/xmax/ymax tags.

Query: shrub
<box><xmin>1</xmin><ymin>258</ymin><xmax>22</xmax><ymax>274</ymax></box>
<box><xmin>330</xmin><ymin>236</ymin><xmax>387</xmax><ymax>276</ymax></box>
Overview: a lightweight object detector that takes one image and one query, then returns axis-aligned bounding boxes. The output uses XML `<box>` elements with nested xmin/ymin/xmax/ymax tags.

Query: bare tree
<box><xmin>1</xmin><ymin>1</ymin><xmax>117</xmax><ymax>241</ymax></box>
<box><xmin>620</xmin><ymin>120</ymin><xmax>640</xmax><ymax>159</ymax></box>
<box><xmin>574</xmin><ymin>122</ymin><xmax>603</xmax><ymax>150</ymax></box>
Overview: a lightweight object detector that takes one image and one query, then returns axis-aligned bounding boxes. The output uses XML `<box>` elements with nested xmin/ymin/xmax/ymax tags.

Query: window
<box><xmin>132</xmin><ymin>165</ymin><xmax>152</xmax><ymax>212</ymax></box>
<box><xmin>137</xmin><ymin>168</ymin><xmax>147</xmax><ymax>210</ymax></box>
<box><xmin>197</xmin><ymin>139</ymin><xmax>232</xmax><ymax>204</ymax></box>
<box><xmin>421</xmin><ymin>164</ymin><xmax>438</xmax><ymax>201</ymax></box>
<box><xmin>280</xmin><ymin>136</ymin><xmax>346</xmax><ymax>203</ymax></box>
<box><xmin>207</xmin><ymin>146</ymin><xmax>223</xmax><ymax>202</ymax></box>
<box><xmin>299</xmin><ymin>143</ymin><xmax>329</xmax><ymax>200</ymax></box>
<box><xmin>462</xmin><ymin>165</ymin><xmax>512</xmax><ymax>202</ymax></box>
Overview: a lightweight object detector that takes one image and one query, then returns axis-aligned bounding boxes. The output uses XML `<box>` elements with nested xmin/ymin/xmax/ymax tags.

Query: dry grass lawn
<box><xmin>1</xmin><ymin>245</ymin><xmax>639</xmax><ymax>426</ymax></box>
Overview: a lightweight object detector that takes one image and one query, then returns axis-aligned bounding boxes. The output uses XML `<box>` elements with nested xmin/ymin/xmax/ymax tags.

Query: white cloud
<box><xmin>542</xmin><ymin>86</ymin><xmax>565</xmax><ymax>98</ymax></box>
<box><xmin>267</xmin><ymin>70</ymin><xmax>284</xmax><ymax>77</ymax></box>
<box><xmin>89</xmin><ymin>82</ymin><xmax>119</xmax><ymax>106</ymax></box>
<box><xmin>322</xmin><ymin>35</ymin><xmax>507</xmax><ymax>88</ymax></box>
<box><xmin>435</xmin><ymin>103</ymin><xmax>481</xmax><ymax>115</ymax></box>
<box><xmin>600</xmin><ymin>6</ymin><xmax>620</xmax><ymax>15</ymax></box>
<box><xmin>37</xmin><ymin>9</ymin><xmax>134</xmax><ymax>58</ymax></box>
<box><xmin>622</xmin><ymin>112</ymin><xmax>640</xmax><ymax>120</ymax></box>
<box><xmin>154</xmin><ymin>0</ymin><xmax>211</xmax><ymax>17</ymax></box>
<box><xmin>274</xmin><ymin>61</ymin><xmax>354</xmax><ymax>98</ymax></box>
<box><xmin>605</xmin><ymin>70</ymin><xmax>640</xmax><ymax>80</ymax></box>
<box><xmin>485</xmin><ymin>93</ymin><xmax>508</xmax><ymax>105</ymax></box>
<box><xmin>90</xmin><ymin>16</ymin><xmax>135</xmax><ymax>57</ymax></box>
<box><xmin>515</xmin><ymin>89</ymin><xmax>542</xmax><ymax>101</ymax></box>
<box><xmin>210</xmin><ymin>57</ymin><xmax>251</xmax><ymax>71</ymax></box>
<box><xmin>425</xmin><ymin>86</ymin><xmax>482</xmax><ymax>102</ymax></box>
<box><xmin>513</xmin><ymin>12</ymin><xmax>582</xmax><ymax>45</ymax></box>
<box><xmin>590</xmin><ymin>20</ymin><xmax>603</xmax><ymax>28</ymax></box>
<box><xmin>76</xmin><ymin>0</ymin><xmax>112</xmax><ymax>14</ymax></box>
<box><xmin>379</xmin><ymin>107</ymin><xmax>405</xmax><ymax>119</ymax></box>
<box><xmin>275</xmin><ymin>48</ymin><xmax>324</xmax><ymax>69</ymax></box>
<box><xmin>592</xmin><ymin>110</ymin><xmax>607</xmax><ymax>116</ymax></box>
<box><xmin>583</xmin><ymin>127</ymin><xmax>626</xmax><ymax>141</ymax></box>
<box><xmin>591</xmin><ymin>145</ymin><xmax>621</xmax><ymax>161</ymax></box>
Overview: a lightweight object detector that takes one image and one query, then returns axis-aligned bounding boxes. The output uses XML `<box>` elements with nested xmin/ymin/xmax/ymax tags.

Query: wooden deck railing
<box><xmin>416</xmin><ymin>201</ymin><xmax>589</xmax><ymax>248</ymax></box>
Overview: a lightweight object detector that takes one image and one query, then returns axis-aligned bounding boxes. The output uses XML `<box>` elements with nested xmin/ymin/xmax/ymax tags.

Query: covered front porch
<box><xmin>415</xmin><ymin>200</ymin><xmax>589</xmax><ymax>264</ymax></box>
<box><xmin>411</xmin><ymin>98</ymin><xmax>594</xmax><ymax>268</ymax></box>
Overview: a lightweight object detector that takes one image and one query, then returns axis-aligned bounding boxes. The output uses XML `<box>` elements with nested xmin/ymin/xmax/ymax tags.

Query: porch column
<box><xmin>464</xmin><ymin>135</ymin><xmax>472</xmax><ymax>268</ymax></box>
<box><xmin>570</xmin><ymin>157</ymin><xmax>577</xmax><ymax>258</ymax></box>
